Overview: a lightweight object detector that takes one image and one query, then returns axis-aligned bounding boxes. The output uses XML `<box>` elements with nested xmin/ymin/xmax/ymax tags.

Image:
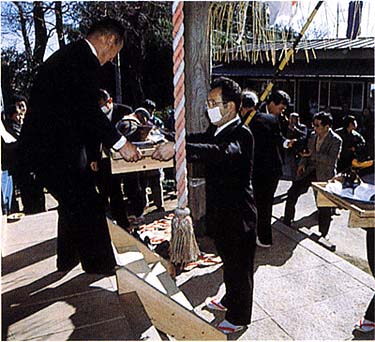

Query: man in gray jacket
<box><xmin>283</xmin><ymin>112</ymin><xmax>342</xmax><ymax>240</ymax></box>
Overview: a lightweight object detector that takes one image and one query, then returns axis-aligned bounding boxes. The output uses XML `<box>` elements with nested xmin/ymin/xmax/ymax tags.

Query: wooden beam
<box><xmin>116</xmin><ymin>267</ymin><xmax>226</xmax><ymax>341</ymax></box>
<box><xmin>348</xmin><ymin>211</ymin><xmax>375</xmax><ymax>228</ymax></box>
<box><xmin>118</xmin><ymin>292</ymin><xmax>162</xmax><ymax>341</ymax></box>
<box><xmin>108</xmin><ymin>218</ymin><xmax>161</xmax><ymax>264</ymax></box>
<box><xmin>117</xmin><ymin>245</ymin><xmax>193</xmax><ymax>310</ymax></box>
<box><xmin>316</xmin><ymin>191</ymin><xmax>337</xmax><ymax>207</ymax></box>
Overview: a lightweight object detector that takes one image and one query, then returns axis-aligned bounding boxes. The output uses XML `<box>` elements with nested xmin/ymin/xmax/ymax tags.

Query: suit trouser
<box><xmin>96</xmin><ymin>158</ymin><xmax>129</xmax><ymax>228</ymax></box>
<box><xmin>38</xmin><ymin>166</ymin><xmax>116</xmax><ymax>272</ymax></box>
<box><xmin>123</xmin><ymin>172</ymin><xmax>147</xmax><ymax>217</ymax></box>
<box><xmin>141</xmin><ymin>170</ymin><xmax>164</xmax><ymax>210</ymax></box>
<box><xmin>215</xmin><ymin>230</ymin><xmax>256</xmax><ymax>325</ymax></box>
<box><xmin>365</xmin><ymin>229</ymin><xmax>375</xmax><ymax>321</ymax></box>
<box><xmin>253</xmin><ymin>174</ymin><xmax>280</xmax><ymax>245</ymax></box>
<box><xmin>284</xmin><ymin>172</ymin><xmax>332</xmax><ymax>237</ymax></box>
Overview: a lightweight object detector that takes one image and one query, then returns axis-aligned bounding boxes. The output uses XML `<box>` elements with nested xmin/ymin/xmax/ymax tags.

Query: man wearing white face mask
<box><xmin>152</xmin><ymin>77</ymin><xmax>257</xmax><ymax>335</ymax></box>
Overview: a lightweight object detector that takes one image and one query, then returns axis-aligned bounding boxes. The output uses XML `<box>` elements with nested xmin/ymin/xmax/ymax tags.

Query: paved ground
<box><xmin>2</xmin><ymin>182</ymin><xmax>374</xmax><ymax>340</ymax></box>
<box><xmin>274</xmin><ymin>180</ymin><xmax>370</xmax><ymax>275</ymax></box>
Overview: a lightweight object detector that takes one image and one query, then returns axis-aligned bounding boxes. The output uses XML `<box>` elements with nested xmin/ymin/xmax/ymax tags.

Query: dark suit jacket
<box><xmin>250</xmin><ymin>112</ymin><xmax>285</xmax><ymax>178</ymax></box>
<box><xmin>20</xmin><ymin>40</ymin><xmax>121</xmax><ymax>174</ymax></box>
<box><xmin>186</xmin><ymin>118</ymin><xmax>257</xmax><ymax>238</ymax></box>
<box><xmin>87</xmin><ymin>103</ymin><xmax>133</xmax><ymax>162</ymax></box>
<box><xmin>112</xmin><ymin>103</ymin><xmax>133</xmax><ymax>124</ymax></box>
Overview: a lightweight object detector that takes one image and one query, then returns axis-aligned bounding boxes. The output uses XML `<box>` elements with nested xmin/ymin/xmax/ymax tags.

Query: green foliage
<box><xmin>1</xmin><ymin>47</ymin><xmax>32</xmax><ymax>103</ymax></box>
<box><xmin>67</xmin><ymin>1</ymin><xmax>174</xmax><ymax>109</ymax></box>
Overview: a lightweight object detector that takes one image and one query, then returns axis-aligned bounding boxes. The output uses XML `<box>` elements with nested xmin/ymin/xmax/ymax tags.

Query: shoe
<box><xmin>206</xmin><ymin>298</ymin><xmax>227</xmax><ymax>311</ymax></box>
<box><xmin>354</xmin><ymin>319</ymin><xmax>375</xmax><ymax>333</ymax></box>
<box><xmin>256</xmin><ymin>237</ymin><xmax>272</xmax><ymax>248</ymax></box>
<box><xmin>217</xmin><ymin>319</ymin><xmax>246</xmax><ymax>334</ymax></box>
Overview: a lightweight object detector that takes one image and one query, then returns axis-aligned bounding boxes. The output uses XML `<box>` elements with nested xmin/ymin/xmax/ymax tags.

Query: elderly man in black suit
<box><xmin>20</xmin><ymin>19</ymin><xmax>141</xmax><ymax>276</ymax></box>
<box><xmin>152</xmin><ymin>77</ymin><xmax>257</xmax><ymax>334</ymax></box>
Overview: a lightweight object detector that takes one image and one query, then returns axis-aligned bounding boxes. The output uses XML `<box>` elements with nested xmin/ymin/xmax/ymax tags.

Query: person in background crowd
<box><xmin>335</xmin><ymin>115</ymin><xmax>367</xmax><ymax>173</ymax></box>
<box><xmin>1</xmin><ymin>105</ymin><xmax>20</xmax><ymax>215</ymax></box>
<box><xmin>283</xmin><ymin>112</ymin><xmax>342</xmax><ymax>246</ymax></box>
<box><xmin>152</xmin><ymin>76</ymin><xmax>257</xmax><ymax>335</ymax></box>
<box><xmin>240</xmin><ymin>89</ymin><xmax>258</xmax><ymax>123</ymax></box>
<box><xmin>282</xmin><ymin>112</ymin><xmax>308</xmax><ymax>180</ymax></box>
<box><xmin>143</xmin><ymin>99</ymin><xmax>164</xmax><ymax>128</ymax></box>
<box><xmin>249</xmin><ymin>90</ymin><xmax>295</xmax><ymax>248</ymax></box>
<box><xmin>1</xmin><ymin>114</ymin><xmax>17</xmax><ymax>215</ymax></box>
<box><xmin>141</xmin><ymin>98</ymin><xmax>165</xmax><ymax>212</ymax></box>
<box><xmin>20</xmin><ymin>18</ymin><xmax>141</xmax><ymax>276</ymax></box>
<box><xmin>90</xmin><ymin>89</ymin><xmax>133</xmax><ymax>229</ymax></box>
<box><xmin>360</xmin><ymin>107</ymin><xmax>374</xmax><ymax>160</ymax></box>
<box><xmin>165</xmin><ymin>108</ymin><xmax>175</xmax><ymax>132</ymax></box>
<box><xmin>9</xmin><ymin>94</ymin><xmax>46</xmax><ymax>214</ymax></box>
<box><xmin>116</xmin><ymin>108</ymin><xmax>152</xmax><ymax>224</ymax></box>
<box><xmin>12</xmin><ymin>94</ymin><xmax>28</xmax><ymax>124</ymax></box>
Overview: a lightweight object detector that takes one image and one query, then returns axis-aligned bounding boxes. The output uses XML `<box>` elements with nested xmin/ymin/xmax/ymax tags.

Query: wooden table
<box><xmin>312</xmin><ymin>182</ymin><xmax>375</xmax><ymax>228</ymax></box>
<box><xmin>110</xmin><ymin>147</ymin><xmax>174</xmax><ymax>174</ymax></box>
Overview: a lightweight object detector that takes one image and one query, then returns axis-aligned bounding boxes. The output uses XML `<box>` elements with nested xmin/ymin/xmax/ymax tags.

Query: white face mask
<box><xmin>207</xmin><ymin>106</ymin><xmax>223</xmax><ymax>124</ymax></box>
<box><xmin>101</xmin><ymin>105</ymin><xmax>111</xmax><ymax>115</ymax></box>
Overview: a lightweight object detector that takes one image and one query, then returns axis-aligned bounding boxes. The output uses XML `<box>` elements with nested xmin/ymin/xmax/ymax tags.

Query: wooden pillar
<box><xmin>184</xmin><ymin>2</ymin><xmax>211</xmax><ymax>232</ymax></box>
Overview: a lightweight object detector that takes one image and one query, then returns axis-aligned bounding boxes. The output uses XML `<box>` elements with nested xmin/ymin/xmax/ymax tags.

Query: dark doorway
<box><xmin>298</xmin><ymin>80</ymin><xmax>319</xmax><ymax>126</ymax></box>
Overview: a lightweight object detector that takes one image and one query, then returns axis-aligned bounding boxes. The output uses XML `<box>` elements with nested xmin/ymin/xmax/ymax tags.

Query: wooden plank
<box><xmin>312</xmin><ymin>182</ymin><xmax>375</xmax><ymax>217</ymax></box>
<box><xmin>118</xmin><ymin>292</ymin><xmax>162</xmax><ymax>341</ymax></box>
<box><xmin>116</xmin><ymin>267</ymin><xmax>226</xmax><ymax>341</ymax></box>
<box><xmin>118</xmin><ymin>245</ymin><xmax>193</xmax><ymax>310</ymax></box>
<box><xmin>107</xmin><ymin>218</ymin><xmax>160</xmax><ymax>264</ymax></box>
<box><xmin>111</xmin><ymin>156</ymin><xmax>173</xmax><ymax>174</ymax></box>
<box><xmin>316</xmin><ymin>191</ymin><xmax>337</xmax><ymax>207</ymax></box>
<box><xmin>348</xmin><ymin>211</ymin><xmax>375</xmax><ymax>228</ymax></box>
<box><xmin>110</xmin><ymin>148</ymin><xmax>173</xmax><ymax>174</ymax></box>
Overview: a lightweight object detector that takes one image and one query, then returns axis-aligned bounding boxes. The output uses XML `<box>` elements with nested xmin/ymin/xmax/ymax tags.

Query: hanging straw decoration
<box><xmin>171</xmin><ymin>1</ymin><xmax>200</xmax><ymax>267</ymax></box>
<box><xmin>208</xmin><ymin>1</ymin><xmax>333</xmax><ymax>66</ymax></box>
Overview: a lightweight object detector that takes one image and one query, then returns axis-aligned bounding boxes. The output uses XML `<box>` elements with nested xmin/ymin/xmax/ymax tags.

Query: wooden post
<box><xmin>184</xmin><ymin>2</ymin><xmax>211</xmax><ymax>229</ymax></box>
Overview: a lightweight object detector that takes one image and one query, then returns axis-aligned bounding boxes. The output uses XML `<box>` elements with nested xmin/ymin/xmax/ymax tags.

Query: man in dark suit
<box><xmin>20</xmin><ymin>19</ymin><xmax>141</xmax><ymax>275</ymax></box>
<box><xmin>249</xmin><ymin>90</ymin><xmax>295</xmax><ymax>247</ymax></box>
<box><xmin>152</xmin><ymin>77</ymin><xmax>257</xmax><ymax>334</ymax></box>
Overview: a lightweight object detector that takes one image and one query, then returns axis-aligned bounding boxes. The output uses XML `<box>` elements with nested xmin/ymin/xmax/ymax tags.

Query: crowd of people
<box><xmin>1</xmin><ymin>17</ymin><xmax>373</xmax><ymax>335</ymax></box>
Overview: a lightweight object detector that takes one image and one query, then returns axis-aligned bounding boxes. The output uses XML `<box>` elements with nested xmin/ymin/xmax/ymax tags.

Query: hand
<box><xmin>152</xmin><ymin>141</ymin><xmax>175</xmax><ymax>161</ymax></box>
<box><xmin>299</xmin><ymin>149</ymin><xmax>311</xmax><ymax>158</ymax></box>
<box><xmin>297</xmin><ymin>165</ymin><xmax>305</xmax><ymax>177</ymax></box>
<box><xmin>118</xmin><ymin>141</ymin><xmax>142</xmax><ymax>162</ymax></box>
<box><xmin>286</xmin><ymin>139</ymin><xmax>297</xmax><ymax>148</ymax></box>
<box><xmin>90</xmin><ymin>161</ymin><xmax>99</xmax><ymax>172</ymax></box>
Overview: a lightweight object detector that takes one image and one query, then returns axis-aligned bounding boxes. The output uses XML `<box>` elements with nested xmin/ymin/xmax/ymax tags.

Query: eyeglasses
<box><xmin>206</xmin><ymin>99</ymin><xmax>228</xmax><ymax>108</ymax></box>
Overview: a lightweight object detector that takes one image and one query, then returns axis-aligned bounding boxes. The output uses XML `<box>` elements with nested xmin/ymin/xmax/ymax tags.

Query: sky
<box><xmin>268</xmin><ymin>0</ymin><xmax>375</xmax><ymax>39</ymax></box>
<box><xmin>1</xmin><ymin>0</ymin><xmax>374</xmax><ymax>61</ymax></box>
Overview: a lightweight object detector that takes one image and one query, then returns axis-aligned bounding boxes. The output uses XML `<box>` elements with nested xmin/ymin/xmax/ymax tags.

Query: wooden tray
<box><xmin>312</xmin><ymin>182</ymin><xmax>375</xmax><ymax>228</ymax></box>
<box><xmin>111</xmin><ymin>147</ymin><xmax>173</xmax><ymax>174</ymax></box>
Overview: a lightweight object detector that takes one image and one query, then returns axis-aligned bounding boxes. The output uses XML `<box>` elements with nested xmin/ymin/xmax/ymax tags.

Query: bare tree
<box><xmin>54</xmin><ymin>1</ymin><xmax>65</xmax><ymax>48</ymax></box>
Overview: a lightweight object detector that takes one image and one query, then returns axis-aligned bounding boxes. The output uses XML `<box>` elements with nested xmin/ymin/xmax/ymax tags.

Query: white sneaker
<box><xmin>354</xmin><ymin>318</ymin><xmax>375</xmax><ymax>333</ymax></box>
<box><xmin>206</xmin><ymin>298</ymin><xmax>227</xmax><ymax>311</ymax></box>
<box><xmin>217</xmin><ymin>319</ymin><xmax>246</xmax><ymax>334</ymax></box>
<box><xmin>256</xmin><ymin>237</ymin><xmax>272</xmax><ymax>248</ymax></box>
